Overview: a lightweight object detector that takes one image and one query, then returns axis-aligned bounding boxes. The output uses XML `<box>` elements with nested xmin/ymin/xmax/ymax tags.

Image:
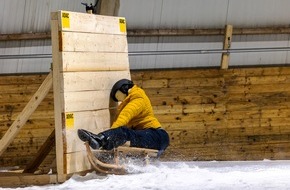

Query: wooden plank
<box><xmin>57</xmin><ymin>11</ymin><xmax>125</xmax><ymax>34</ymax></box>
<box><xmin>0</xmin><ymin>119</ymin><xmax>54</xmax><ymax>130</ymax></box>
<box><xmin>0</xmin><ymin>72</ymin><xmax>52</xmax><ymax>156</ymax></box>
<box><xmin>149</xmin><ymin>94</ymin><xmax>224</xmax><ymax>106</ymax></box>
<box><xmin>226</xmin><ymin>83</ymin><xmax>290</xmax><ymax>94</ymax></box>
<box><xmin>0</xmin><ymin>92</ymin><xmax>53</xmax><ymax>103</ymax></box>
<box><xmin>144</xmin><ymin>86</ymin><xmax>225</xmax><ymax>97</ymax></box>
<box><xmin>51</xmin><ymin>18</ymin><xmax>66</xmax><ymax>182</ymax></box>
<box><xmin>135</xmin><ymin>79</ymin><xmax>168</xmax><ymax>89</ymax></box>
<box><xmin>0</xmin><ymin>110</ymin><xmax>54</xmax><ymax>121</ymax></box>
<box><xmin>60</xmin><ymin>32</ymin><xmax>128</xmax><ymax>52</ymax></box>
<box><xmin>220</xmin><ymin>25</ymin><xmax>233</xmax><ymax>69</ymax></box>
<box><xmin>131</xmin><ymin>69</ymin><xmax>223</xmax><ymax>80</ymax></box>
<box><xmin>0</xmin><ymin>104</ymin><xmax>53</xmax><ymax>116</ymax></box>
<box><xmin>168</xmin><ymin>77</ymin><xmax>224</xmax><ymax>87</ymax></box>
<box><xmin>61</xmin><ymin>52</ymin><xmax>129</xmax><ymax>72</ymax></box>
<box><xmin>0</xmin><ymin>75</ymin><xmax>47</xmax><ymax>85</ymax></box>
<box><xmin>132</xmin><ymin>67</ymin><xmax>290</xmax><ymax>80</ymax></box>
<box><xmin>63</xmin><ymin>90</ymin><xmax>110</xmax><ymax>112</ymax></box>
<box><xmin>0</xmin><ymin>84</ymin><xmax>43</xmax><ymax>94</ymax></box>
<box><xmin>152</xmin><ymin>104</ymin><xmax>226</xmax><ymax>115</ymax></box>
<box><xmin>225</xmin><ymin>67</ymin><xmax>290</xmax><ymax>77</ymax></box>
<box><xmin>224</xmin><ymin>75</ymin><xmax>290</xmax><ymax>86</ymax></box>
<box><xmin>162</xmin><ymin>121</ymin><xmax>225</xmax><ymax>131</ymax></box>
<box><xmin>226</xmin><ymin>101</ymin><xmax>290</xmax><ymax>112</ymax></box>
<box><xmin>61</xmin><ymin>71</ymin><xmax>130</xmax><ymax>92</ymax></box>
<box><xmin>0</xmin><ymin>174</ymin><xmax>57</xmax><ymax>187</ymax></box>
<box><xmin>226</xmin><ymin>118</ymin><xmax>290</xmax><ymax>128</ymax></box>
<box><xmin>138</xmin><ymin>77</ymin><xmax>233</xmax><ymax>89</ymax></box>
<box><xmin>156</xmin><ymin>112</ymin><xmax>226</xmax><ymax>123</ymax></box>
<box><xmin>227</xmin><ymin>92</ymin><xmax>290</xmax><ymax>102</ymax></box>
<box><xmin>8</xmin><ymin>128</ymin><xmax>54</xmax><ymax>139</ymax></box>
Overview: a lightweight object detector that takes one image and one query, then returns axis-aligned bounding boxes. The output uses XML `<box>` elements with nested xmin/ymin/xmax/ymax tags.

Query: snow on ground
<box><xmin>2</xmin><ymin>160</ymin><xmax>290</xmax><ymax>190</ymax></box>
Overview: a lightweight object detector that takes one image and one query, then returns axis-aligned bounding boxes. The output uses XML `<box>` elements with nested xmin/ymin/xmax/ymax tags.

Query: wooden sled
<box><xmin>84</xmin><ymin>142</ymin><xmax>159</xmax><ymax>175</ymax></box>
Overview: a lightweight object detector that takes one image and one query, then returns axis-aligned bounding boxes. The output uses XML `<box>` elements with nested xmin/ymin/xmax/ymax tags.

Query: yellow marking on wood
<box><xmin>65</xmin><ymin>112</ymin><xmax>74</xmax><ymax>129</ymax></box>
<box><xmin>61</xmin><ymin>12</ymin><xmax>70</xmax><ymax>28</ymax></box>
<box><xmin>119</xmin><ymin>18</ymin><xmax>126</xmax><ymax>33</ymax></box>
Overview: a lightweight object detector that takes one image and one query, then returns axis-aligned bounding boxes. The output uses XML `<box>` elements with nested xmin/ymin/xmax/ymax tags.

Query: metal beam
<box><xmin>1</xmin><ymin>27</ymin><xmax>290</xmax><ymax>41</ymax></box>
<box><xmin>0</xmin><ymin>32</ymin><xmax>51</xmax><ymax>41</ymax></box>
<box><xmin>127</xmin><ymin>27</ymin><xmax>290</xmax><ymax>36</ymax></box>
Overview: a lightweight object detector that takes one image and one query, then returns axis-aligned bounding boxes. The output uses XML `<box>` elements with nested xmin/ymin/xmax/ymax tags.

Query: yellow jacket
<box><xmin>111</xmin><ymin>85</ymin><xmax>161</xmax><ymax>130</ymax></box>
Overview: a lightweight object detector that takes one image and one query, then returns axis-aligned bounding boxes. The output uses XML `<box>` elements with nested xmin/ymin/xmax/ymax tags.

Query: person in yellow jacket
<box><xmin>78</xmin><ymin>79</ymin><xmax>169</xmax><ymax>156</ymax></box>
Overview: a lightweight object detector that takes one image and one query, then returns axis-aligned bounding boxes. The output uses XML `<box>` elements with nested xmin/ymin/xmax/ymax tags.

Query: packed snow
<box><xmin>2</xmin><ymin>160</ymin><xmax>290</xmax><ymax>190</ymax></box>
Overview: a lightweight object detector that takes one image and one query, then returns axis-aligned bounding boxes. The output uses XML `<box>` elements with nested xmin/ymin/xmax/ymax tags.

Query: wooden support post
<box><xmin>50</xmin><ymin>13</ymin><xmax>66</xmax><ymax>183</ymax></box>
<box><xmin>23</xmin><ymin>129</ymin><xmax>55</xmax><ymax>173</ymax></box>
<box><xmin>0</xmin><ymin>72</ymin><xmax>53</xmax><ymax>156</ymax></box>
<box><xmin>220</xmin><ymin>25</ymin><xmax>233</xmax><ymax>69</ymax></box>
<box><xmin>99</xmin><ymin>0</ymin><xmax>120</xmax><ymax>16</ymax></box>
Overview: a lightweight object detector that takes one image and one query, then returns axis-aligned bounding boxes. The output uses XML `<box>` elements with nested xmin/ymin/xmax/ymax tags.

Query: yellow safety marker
<box><xmin>61</xmin><ymin>12</ymin><xmax>70</xmax><ymax>28</ymax></box>
<box><xmin>65</xmin><ymin>112</ymin><xmax>74</xmax><ymax>129</ymax></box>
<box><xmin>119</xmin><ymin>18</ymin><xmax>126</xmax><ymax>33</ymax></box>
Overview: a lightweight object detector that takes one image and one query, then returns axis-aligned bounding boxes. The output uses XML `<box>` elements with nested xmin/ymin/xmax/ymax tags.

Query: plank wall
<box><xmin>132</xmin><ymin>66</ymin><xmax>290</xmax><ymax>161</ymax></box>
<box><xmin>0</xmin><ymin>74</ymin><xmax>55</xmax><ymax>172</ymax></box>
<box><xmin>1</xmin><ymin>66</ymin><xmax>290</xmax><ymax>171</ymax></box>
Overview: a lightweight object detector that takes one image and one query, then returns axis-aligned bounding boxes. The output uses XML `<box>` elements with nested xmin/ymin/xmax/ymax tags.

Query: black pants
<box><xmin>101</xmin><ymin>126</ymin><xmax>169</xmax><ymax>153</ymax></box>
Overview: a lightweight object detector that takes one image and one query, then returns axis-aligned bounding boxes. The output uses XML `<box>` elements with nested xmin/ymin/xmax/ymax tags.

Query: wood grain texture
<box><xmin>1</xmin><ymin>65</ymin><xmax>290</xmax><ymax>171</ymax></box>
<box><xmin>51</xmin><ymin>11</ymin><xmax>131</xmax><ymax>177</ymax></box>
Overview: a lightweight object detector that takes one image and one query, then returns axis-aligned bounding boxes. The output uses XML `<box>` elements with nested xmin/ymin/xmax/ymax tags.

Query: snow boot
<box><xmin>77</xmin><ymin>129</ymin><xmax>106</xmax><ymax>149</ymax></box>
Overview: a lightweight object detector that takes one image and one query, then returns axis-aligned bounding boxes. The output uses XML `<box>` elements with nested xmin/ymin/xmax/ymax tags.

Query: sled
<box><xmin>84</xmin><ymin>142</ymin><xmax>159</xmax><ymax>175</ymax></box>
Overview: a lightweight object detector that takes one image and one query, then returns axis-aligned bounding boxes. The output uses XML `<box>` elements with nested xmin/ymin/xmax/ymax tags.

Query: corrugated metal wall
<box><xmin>0</xmin><ymin>0</ymin><xmax>91</xmax><ymax>74</ymax></box>
<box><xmin>119</xmin><ymin>0</ymin><xmax>290</xmax><ymax>29</ymax></box>
<box><xmin>121</xmin><ymin>0</ymin><xmax>290</xmax><ymax>69</ymax></box>
<box><xmin>1</xmin><ymin>0</ymin><xmax>290</xmax><ymax>73</ymax></box>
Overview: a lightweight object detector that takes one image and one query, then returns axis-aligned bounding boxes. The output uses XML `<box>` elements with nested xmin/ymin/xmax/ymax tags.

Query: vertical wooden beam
<box><xmin>23</xmin><ymin>129</ymin><xmax>55</xmax><ymax>173</ymax></box>
<box><xmin>0</xmin><ymin>72</ymin><xmax>52</xmax><ymax>156</ymax></box>
<box><xmin>50</xmin><ymin>13</ymin><xmax>66</xmax><ymax>183</ymax></box>
<box><xmin>220</xmin><ymin>25</ymin><xmax>233</xmax><ymax>69</ymax></box>
<box><xmin>99</xmin><ymin>0</ymin><xmax>120</xmax><ymax>16</ymax></box>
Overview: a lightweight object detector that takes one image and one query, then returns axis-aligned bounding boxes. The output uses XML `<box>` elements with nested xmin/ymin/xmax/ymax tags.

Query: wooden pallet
<box><xmin>85</xmin><ymin>142</ymin><xmax>158</xmax><ymax>175</ymax></box>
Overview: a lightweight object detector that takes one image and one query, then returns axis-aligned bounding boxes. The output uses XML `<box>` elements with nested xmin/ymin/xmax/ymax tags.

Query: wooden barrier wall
<box><xmin>0</xmin><ymin>75</ymin><xmax>55</xmax><ymax>172</ymax></box>
<box><xmin>131</xmin><ymin>66</ymin><xmax>290</xmax><ymax>161</ymax></box>
<box><xmin>1</xmin><ymin>66</ymin><xmax>290</xmax><ymax>171</ymax></box>
<box><xmin>50</xmin><ymin>11</ymin><xmax>130</xmax><ymax>181</ymax></box>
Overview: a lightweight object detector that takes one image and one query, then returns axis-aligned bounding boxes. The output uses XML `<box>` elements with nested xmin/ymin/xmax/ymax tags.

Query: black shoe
<box><xmin>78</xmin><ymin>129</ymin><xmax>101</xmax><ymax>149</ymax></box>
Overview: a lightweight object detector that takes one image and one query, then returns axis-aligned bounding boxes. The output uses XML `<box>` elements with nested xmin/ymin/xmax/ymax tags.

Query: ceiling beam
<box><xmin>1</xmin><ymin>27</ymin><xmax>290</xmax><ymax>41</ymax></box>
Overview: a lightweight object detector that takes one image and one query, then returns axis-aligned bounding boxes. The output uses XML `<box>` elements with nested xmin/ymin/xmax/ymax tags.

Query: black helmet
<box><xmin>110</xmin><ymin>79</ymin><xmax>134</xmax><ymax>102</ymax></box>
